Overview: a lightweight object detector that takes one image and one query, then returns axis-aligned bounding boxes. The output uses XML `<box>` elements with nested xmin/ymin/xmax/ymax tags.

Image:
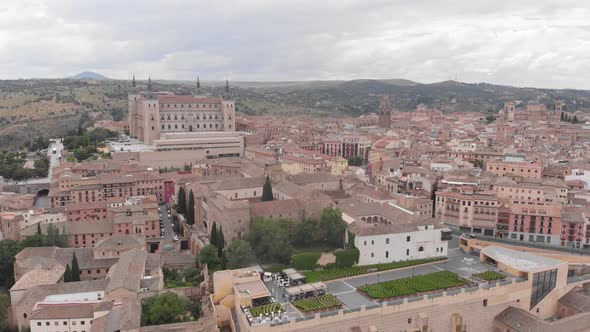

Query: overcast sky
<box><xmin>1</xmin><ymin>0</ymin><xmax>590</xmax><ymax>89</ymax></box>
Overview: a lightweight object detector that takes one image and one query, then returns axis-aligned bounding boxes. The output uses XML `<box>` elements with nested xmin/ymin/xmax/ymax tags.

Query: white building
<box><xmin>339</xmin><ymin>199</ymin><xmax>451</xmax><ymax>265</ymax></box>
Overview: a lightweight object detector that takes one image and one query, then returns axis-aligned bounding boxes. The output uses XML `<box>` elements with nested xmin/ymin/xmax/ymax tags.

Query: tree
<box><xmin>36</xmin><ymin>223</ymin><xmax>41</xmax><ymax>235</ymax></box>
<box><xmin>225</xmin><ymin>240</ymin><xmax>257</xmax><ymax>269</ymax></box>
<box><xmin>261</xmin><ymin>175</ymin><xmax>274</xmax><ymax>201</ymax></box>
<box><xmin>293</xmin><ymin>219</ymin><xmax>319</xmax><ymax>247</ymax></box>
<box><xmin>248</xmin><ymin>218</ymin><xmax>295</xmax><ymax>263</ymax></box>
<box><xmin>64</xmin><ymin>264</ymin><xmax>72</xmax><ymax>282</ymax></box>
<box><xmin>141</xmin><ymin>292</ymin><xmax>189</xmax><ymax>326</ymax></box>
<box><xmin>217</xmin><ymin>226</ymin><xmax>225</xmax><ymax>257</ymax></box>
<box><xmin>186</xmin><ymin>190</ymin><xmax>195</xmax><ymax>225</ymax></box>
<box><xmin>485</xmin><ymin>114</ymin><xmax>496</xmax><ymax>124</ymax></box>
<box><xmin>318</xmin><ymin>207</ymin><xmax>347</xmax><ymax>248</ymax></box>
<box><xmin>45</xmin><ymin>224</ymin><xmax>67</xmax><ymax>247</ymax></box>
<box><xmin>573</xmin><ymin>115</ymin><xmax>579</xmax><ymax>124</ymax></box>
<box><xmin>198</xmin><ymin>245</ymin><xmax>221</xmax><ymax>270</ymax></box>
<box><xmin>71</xmin><ymin>253</ymin><xmax>81</xmax><ymax>282</ymax></box>
<box><xmin>0</xmin><ymin>240</ymin><xmax>19</xmax><ymax>289</ymax></box>
<box><xmin>209</xmin><ymin>222</ymin><xmax>218</xmax><ymax>247</ymax></box>
<box><xmin>177</xmin><ymin>186</ymin><xmax>186</xmax><ymax>215</ymax></box>
<box><xmin>0</xmin><ymin>293</ymin><xmax>10</xmax><ymax>331</ymax></box>
<box><xmin>560</xmin><ymin>112</ymin><xmax>565</xmax><ymax>121</ymax></box>
<box><xmin>347</xmin><ymin>156</ymin><xmax>363</xmax><ymax>167</ymax></box>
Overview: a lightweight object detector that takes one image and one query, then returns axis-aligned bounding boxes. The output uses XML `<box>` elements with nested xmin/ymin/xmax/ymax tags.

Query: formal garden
<box><xmin>303</xmin><ymin>257</ymin><xmax>447</xmax><ymax>282</ymax></box>
<box><xmin>473</xmin><ymin>270</ymin><xmax>506</xmax><ymax>282</ymax></box>
<box><xmin>292</xmin><ymin>294</ymin><xmax>343</xmax><ymax>313</ymax></box>
<box><xmin>248</xmin><ymin>303</ymin><xmax>285</xmax><ymax>317</ymax></box>
<box><xmin>359</xmin><ymin>271</ymin><xmax>470</xmax><ymax>300</ymax></box>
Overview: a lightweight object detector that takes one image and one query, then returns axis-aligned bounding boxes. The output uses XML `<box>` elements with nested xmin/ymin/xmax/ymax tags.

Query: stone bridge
<box><xmin>2</xmin><ymin>180</ymin><xmax>50</xmax><ymax>195</ymax></box>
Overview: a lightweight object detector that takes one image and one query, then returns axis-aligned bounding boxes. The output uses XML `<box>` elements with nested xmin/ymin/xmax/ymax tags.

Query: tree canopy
<box><xmin>225</xmin><ymin>240</ymin><xmax>257</xmax><ymax>269</ymax></box>
<box><xmin>177</xmin><ymin>186</ymin><xmax>186</xmax><ymax>215</ymax></box>
<box><xmin>186</xmin><ymin>190</ymin><xmax>195</xmax><ymax>225</ymax></box>
<box><xmin>198</xmin><ymin>245</ymin><xmax>221</xmax><ymax>270</ymax></box>
<box><xmin>261</xmin><ymin>175</ymin><xmax>274</xmax><ymax>201</ymax></box>
<box><xmin>141</xmin><ymin>292</ymin><xmax>199</xmax><ymax>326</ymax></box>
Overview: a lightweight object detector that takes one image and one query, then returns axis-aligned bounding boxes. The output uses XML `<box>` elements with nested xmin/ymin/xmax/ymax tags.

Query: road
<box><xmin>47</xmin><ymin>139</ymin><xmax>64</xmax><ymax>179</ymax></box>
<box><xmin>159</xmin><ymin>204</ymin><xmax>175</xmax><ymax>240</ymax></box>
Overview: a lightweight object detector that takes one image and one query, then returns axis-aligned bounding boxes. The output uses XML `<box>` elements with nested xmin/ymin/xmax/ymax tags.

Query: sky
<box><xmin>1</xmin><ymin>0</ymin><xmax>590</xmax><ymax>89</ymax></box>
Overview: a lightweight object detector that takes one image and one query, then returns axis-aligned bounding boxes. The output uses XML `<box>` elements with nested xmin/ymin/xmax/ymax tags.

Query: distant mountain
<box><xmin>241</xmin><ymin>78</ymin><xmax>590</xmax><ymax>115</ymax></box>
<box><xmin>67</xmin><ymin>71</ymin><xmax>109</xmax><ymax>80</ymax></box>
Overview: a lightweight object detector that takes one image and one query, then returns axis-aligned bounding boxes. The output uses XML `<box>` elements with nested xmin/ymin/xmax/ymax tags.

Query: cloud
<box><xmin>0</xmin><ymin>0</ymin><xmax>589</xmax><ymax>88</ymax></box>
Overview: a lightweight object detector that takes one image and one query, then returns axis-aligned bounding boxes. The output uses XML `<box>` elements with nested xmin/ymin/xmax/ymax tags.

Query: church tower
<box><xmin>222</xmin><ymin>79</ymin><xmax>235</xmax><ymax>131</ymax></box>
<box><xmin>378</xmin><ymin>95</ymin><xmax>393</xmax><ymax>128</ymax></box>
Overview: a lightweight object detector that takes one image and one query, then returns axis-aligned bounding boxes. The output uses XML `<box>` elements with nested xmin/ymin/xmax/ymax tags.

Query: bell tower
<box><xmin>378</xmin><ymin>95</ymin><xmax>393</xmax><ymax>128</ymax></box>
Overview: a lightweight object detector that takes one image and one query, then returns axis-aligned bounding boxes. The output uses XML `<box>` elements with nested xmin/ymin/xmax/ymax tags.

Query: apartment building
<box><xmin>435</xmin><ymin>188</ymin><xmax>502</xmax><ymax>236</ymax></box>
<box><xmin>486</xmin><ymin>160</ymin><xmax>543</xmax><ymax>179</ymax></box>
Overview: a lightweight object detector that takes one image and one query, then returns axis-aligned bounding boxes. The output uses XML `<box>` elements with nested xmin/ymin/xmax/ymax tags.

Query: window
<box><xmin>37</xmin><ymin>322</ymin><xmax>41</xmax><ymax>326</ymax></box>
<box><xmin>418</xmin><ymin>246</ymin><xmax>424</xmax><ymax>252</ymax></box>
<box><xmin>371</xmin><ymin>252</ymin><xmax>374</xmax><ymax>257</ymax></box>
<box><xmin>530</xmin><ymin>269</ymin><xmax>557</xmax><ymax>309</ymax></box>
<box><xmin>63</xmin><ymin>321</ymin><xmax>68</xmax><ymax>325</ymax></box>
<box><xmin>46</xmin><ymin>322</ymin><xmax>50</xmax><ymax>326</ymax></box>
<box><xmin>364</xmin><ymin>241</ymin><xmax>367</xmax><ymax>246</ymax></box>
<box><xmin>81</xmin><ymin>321</ymin><xmax>85</xmax><ymax>325</ymax></box>
<box><xmin>408</xmin><ymin>318</ymin><xmax>412</xmax><ymax>324</ymax></box>
<box><xmin>406</xmin><ymin>236</ymin><xmax>411</xmax><ymax>242</ymax></box>
<box><xmin>371</xmin><ymin>240</ymin><xmax>374</xmax><ymax>245</ymax></box>
<box><xmin>406</xmin><ymin>249</ymin><xmax>409</xmax><ymax>256</ymax></box>
<box><xmin>386</xmin><ymin>238</ymin><xmax>390</xmax><ymax>244</ymax></box>
<box><xmin>385</xmin><ymin>251</ymin><xmax>389</xmax><ymax>258</ymax></box>
<box><xmin>483</xmin><ymin>299</ymin><xmax>488</xmax><ymax>307</ymax></box>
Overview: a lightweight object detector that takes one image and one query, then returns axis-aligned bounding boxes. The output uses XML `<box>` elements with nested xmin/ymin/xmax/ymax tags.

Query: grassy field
<box><xmin>292</xmin><ymin>295</ymin><xmax>342</xmax><ymax>313</ymax></box>
<box><xmin>249</xmin><ymin>303</ymin><xmax>285</xmax><ymax>317</ymax></box>
<box><xmin>359</xmin><ymin>271</ymin><xmax>468</xmax><ymax>300</ymax></box>
<box><xmin>303</xmin><ymin>257</ymin><xmax>447</xmax><ymax>282</ymax></box>
<box><xmin>473</xmin><ymin>271</ymin><xmax>505</xmax><ymax>281</ymax></box>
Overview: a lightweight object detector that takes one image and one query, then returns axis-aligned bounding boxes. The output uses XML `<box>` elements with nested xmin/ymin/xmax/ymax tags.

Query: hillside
<box><xmin>67</xmin><ymin>71</ymin><xmax>109</xmax><ymax>80</ymax></box>
<box><xmin>0</xmin><ymin>77</ymin><xmax>589</xmax><ymax>150</ymax></box>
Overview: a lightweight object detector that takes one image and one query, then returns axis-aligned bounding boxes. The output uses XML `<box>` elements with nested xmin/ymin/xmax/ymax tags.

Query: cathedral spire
<box><xmin>132</xmin><ymin>74</ymin><xmax>136</xmax><ymax>87</ymax></box>
<box><xmin>147</xmin><ymin>76</ymin><xmax>152</xmax><ymax>91</ymax></box>
<box><xmin>196</xmin><ymin>76</ymin><xmax>201</xmax><ymax>89</ymax></box>
<box><xmin>225</xmin><ymin>78</ymin><xmax>230</xmax><ymax>93</ymax></box>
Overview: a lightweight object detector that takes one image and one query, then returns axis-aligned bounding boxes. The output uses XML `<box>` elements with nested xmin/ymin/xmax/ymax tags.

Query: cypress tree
<box><xmin>177</xmin><ymin>186</ymin><xmax>187</xmax><ymax>215</ymax></box>
<box><xmin>210</xmin><ymin>222</ymin><xmax>218</xmax><ymax>247</ymax></box>
<box><xmin>217</xmin><ymin>226</ymin><xmax>225</xmax><ymax>258</ymax></box>
<box><xmin>36</xmin><ymin>223</ymin><xmax>41</xmax><ymax>235</ymax></box>
<box><xmin>71</xmin><ymin>253</ymin><xmax>81</xmax><ymax>282</ymax></box>
<box><xmin>64</xmin><ymin>264</ymin><xmax>72</xmax><ymax>282</ymax></box>
<box><xmin>187</xmin><ymin>190</ymin><xmax>195</xmax><ymax>225</ymax></box>
<box><xmin>573</xmin><ymin>115</ymin><xmax>579</xmax><ymax>124</ymax></box>
<box><xmin>560</xmin><ymin>112</ymin><xmax>565</xmax><ymax>121</ymax></box>
<box><xmin>261</xmin><ymin>175</ymin><xmax>274</xmax><ymax>201</ymax></box>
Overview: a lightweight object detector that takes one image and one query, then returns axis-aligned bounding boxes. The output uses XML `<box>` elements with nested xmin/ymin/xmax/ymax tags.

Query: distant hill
<box><xmin>67</xmin><ymin>71</ymin><xmax>109</xmax><ymax>80</ymax></box>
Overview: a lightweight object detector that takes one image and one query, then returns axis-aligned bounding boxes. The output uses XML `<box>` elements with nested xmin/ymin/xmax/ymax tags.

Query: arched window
<box><xmin>418</xmin><ymin>246</ymin><xmax>424</xmax><ymax>252</ymax></box>
<box><xmin>174</xmin><ymin>115</ymin><xmax>178</xmax><ymax>120</ymax></box>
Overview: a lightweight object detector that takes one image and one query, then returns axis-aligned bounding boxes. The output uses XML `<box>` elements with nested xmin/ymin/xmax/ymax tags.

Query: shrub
<box><xmin>474</xmin><ymin>271</ymin><xmax>505</xmax><ymax>281</ymax></box>
<box><xmin>304</xmin><ymin>257</ymin><xmax>446</xmax><ymax>282</ymax></box>
<box><xmin>334</xmin><ymin>248</ymin><xmax>359</xmax><ymax>267</ymax></box>
<box><xmin>292</xmin><ymin>252</ymin><xmax>321</xmax><ymax>271</ymax></box>
<box><xmin>249</xmin><ymin>303</ymin><xmax>284</xmax><ymax>317</ymax></box>
<box><xmin>360</xmin><ymin>271</ymin><xmax>467</xmax><ymax>300</ymax></box>
<box><xmin>292</xmin><ymin>295</ymin><xmax>342</xmax><ymax>313</ymax></box>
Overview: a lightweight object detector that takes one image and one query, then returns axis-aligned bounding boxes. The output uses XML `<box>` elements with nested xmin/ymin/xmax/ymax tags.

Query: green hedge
<box><xmin>292</xmin><ymin>252</ymin><xmax>321</xmax><ymax>271</ymax></box>
<box><xmin>292</xmin><ymin>294</ymin><xmax>342</xmax><ymax>313</ymax></box>
<box><xmin>334</xmin><ymin>248</ymin><xmax>359</xmax><ymax>267</ymax></box>
<box><xmin>474</xmin><ymin>271</ymin><xmax>505</xmax><ymax>281</ymax></box>
<box><xmin>304</xmin><ymin>257</ymin><xmax>446</xmax><ymax>282</ymax></box>
<box><xmin>360</xmin><ymin>271</ymin><xmax>467</xmax><ymax>299</ymax></box>
<box><xmin>249</xmin><ymin>303</ymin><xmax>285</xmax><ymax>317</ymax></box>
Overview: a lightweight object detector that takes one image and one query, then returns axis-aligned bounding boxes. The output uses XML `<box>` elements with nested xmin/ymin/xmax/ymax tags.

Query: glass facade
<box><xmin>530</xmin><ymin>269</ymin><xmax>557</xmax><ymax>309</ymax></box>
